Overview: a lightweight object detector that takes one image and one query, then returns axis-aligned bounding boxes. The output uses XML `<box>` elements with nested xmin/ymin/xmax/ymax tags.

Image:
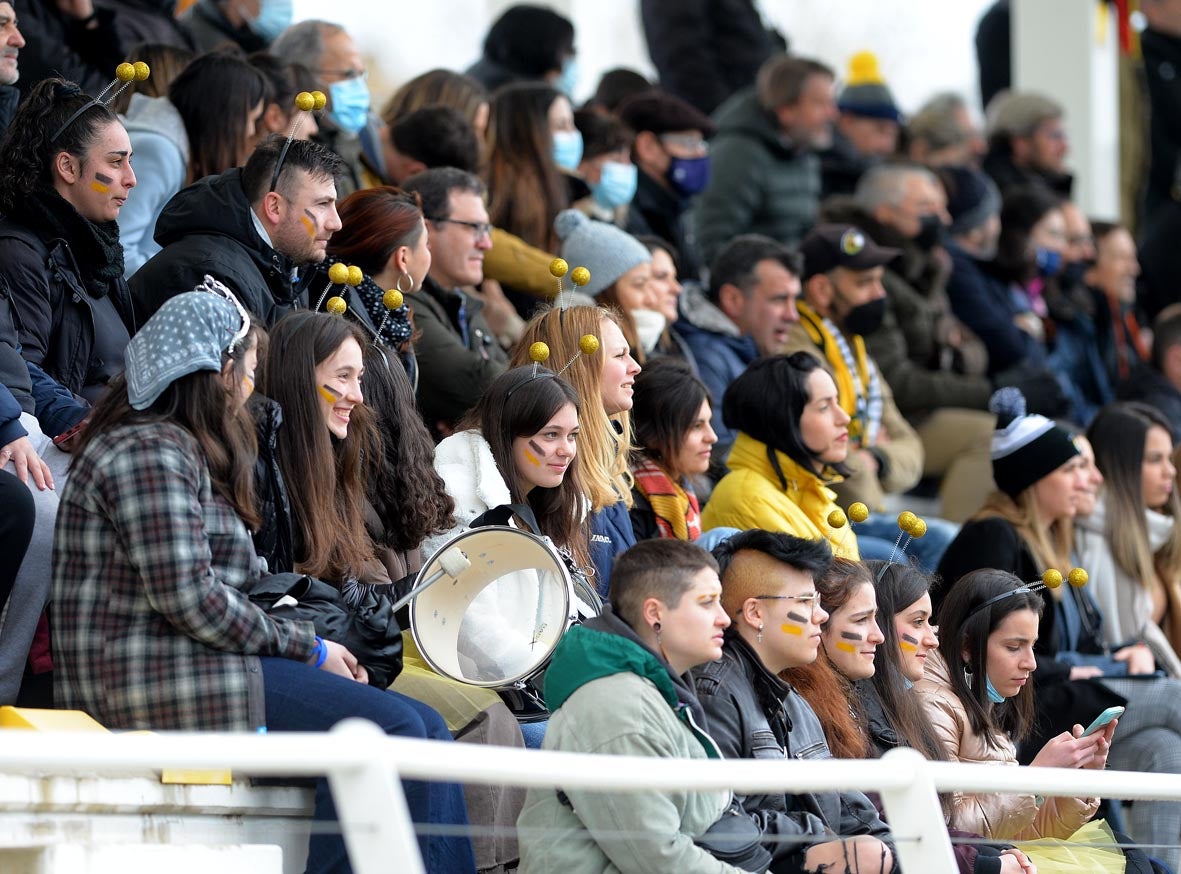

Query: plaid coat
<box><xmin>52</xmin><ymin>421</ymin><xmax>316</xmax><ymax>731</ymax></box>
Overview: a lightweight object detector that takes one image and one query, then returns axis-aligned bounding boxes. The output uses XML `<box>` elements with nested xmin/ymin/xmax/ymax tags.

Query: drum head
<box><xmin>410</xmin><ymin>526</ymin><xmax>573</xmax><ymax>688</ymax></box>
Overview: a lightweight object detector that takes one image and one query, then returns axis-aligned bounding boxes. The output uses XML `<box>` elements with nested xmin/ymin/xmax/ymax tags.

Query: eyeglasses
<box><xmin>429</xmin><ymin>217</ymin><xmax>493</xmax><ymax>241</ymax></box>
<box><xmin>753</xmin><ymin>592</ymin><xmax>822</xmax><ymax>608</ymax></box>
<box><xmin>319</xmin><ymin>67</ymin><xmax>368</xmax><ymax>82</ymax></box>
<box><xmin>659</xmin><ymin>133</ymin><xmax>709</xmax><ymax>156</ymax></box>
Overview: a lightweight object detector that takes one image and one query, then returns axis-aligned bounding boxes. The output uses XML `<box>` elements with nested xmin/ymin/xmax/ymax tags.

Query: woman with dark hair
<box><xmin>53</xmin><ymin>287</ymin><xmax>475</xmax><ymax>874</ymax></box>
<box><xmin>703</xmin><ymin>353</ymin><xmax>894</xmax><ymax>559</ymax></box>
<box><xmin>629</xmin><ymin>357</ymin><xmax>715</xmax><ymax>542</ymax></box>
<box><xmin>119</xmin><ymin>51</ymin><xmax>269</xmax><ymax>275</ymax></box>
<box><xmin>697</xmin><ymin>530</ymin><xmax>897</xmax><ymax>874</ymax></box>
<box><xmin>325</xmin><ymin>185</ymin><xmax>429</xmax><ymax>362</ymax></box>
<box><xmin>485</xmin><ymin>82</ymin><xmax>577</xmax><ymax>255</ymax></box>
<box><xmin>465</xmin><ymin>4</ymin><xmax>577</xmax><ymax>95</ymax></box>
<box><xmin>0</xmin><ymin>77</ymin><xmax>136</xmax><ymax>410</ymax></box>
<box><xmin>915</xmin><ymin>569</ymin><xmax>1116</xmax><ymax>861</ymax></box>
<box><xmin>1081</xmin><ymin>402</ymin><xmax>1181</xmax><ymax>675</ymax></box>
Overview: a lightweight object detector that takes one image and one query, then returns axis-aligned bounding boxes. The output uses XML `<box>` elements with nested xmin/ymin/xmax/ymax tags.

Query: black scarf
<box><xmin>6</xmin><ymin>190</ymin><xmax>125</xmax><ymax>299</ymax></box>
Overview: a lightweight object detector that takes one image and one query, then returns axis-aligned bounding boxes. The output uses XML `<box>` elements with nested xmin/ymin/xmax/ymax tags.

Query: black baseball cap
<box><xmin>799</xmin><ymin>224</ymin><xmax>900</xmax><ymax>279</ymax></box>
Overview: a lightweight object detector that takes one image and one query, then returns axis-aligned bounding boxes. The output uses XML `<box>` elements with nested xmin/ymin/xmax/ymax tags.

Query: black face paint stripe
<box><xmin>786</xmin><ymin>611</ymin><xmax>809</xmax><ymax>623</ymax></box>
<box><xmin>528</xmin><ymin>439</ymin><xmax>546</xmax><ymax>456</ymax></box>
<box><xmin>94</xmin><ymin>172</ymin><xmax>114</xmax><ymax>184</ymax></box>
<box><xmin>840</xmin><ymin>631</ymin><xmax>863</xmax><ymax>641</ymax></box>
<box><xmin>900</xmin><ymin>633</ymin><xmax>919</xmax><ymax>645</ymax></box>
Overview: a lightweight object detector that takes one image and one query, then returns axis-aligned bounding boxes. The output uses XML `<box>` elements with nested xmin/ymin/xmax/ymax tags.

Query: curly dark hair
<box><xmin>0</xmin><ymin>77</ymin><xmax>119</xmax><ymax>212</ymax></box>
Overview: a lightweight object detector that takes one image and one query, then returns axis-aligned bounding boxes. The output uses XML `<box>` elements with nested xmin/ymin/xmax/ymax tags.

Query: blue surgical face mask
<box><xmin>248</xmin><ymin>0</ymin><xmax>292</xmax><ymax>42</ymax></box>
<box><xmin>552</xmin><ymin>129</ymin><xmax>584</xmax><ymax>172</ymax></box>
<box><xmin>327</xmin><ymin>76</ymin><xmax>371</xmax><ymax>135</ymax></box>
<box><xmin>667</xmin><ymin>155</ymin><xmax>711</xmax><ymax>197</ymax></box>
<box><xmin>556</xmin><ymin>56</ymin><xmax>579</xmax><ymax>99</ymax></box>
<box><xmin>591</xmin><ymin>160</ymin><xmax>637</xmax><ymax>209</ymax></box>
<box><xmin>1035</xmin><ymin>246</ymin><xmax>1062</xmax><ymax>278</ymax></box>
<box><xmin>985</xmin><ymin>676</ymin><xmax>1006</xmax><ymax>704</ymax></box>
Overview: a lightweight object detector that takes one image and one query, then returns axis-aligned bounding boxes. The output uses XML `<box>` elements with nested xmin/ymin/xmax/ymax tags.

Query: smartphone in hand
<box><xmin>1081</xmin><ymin>705</ymin><xmax>1125</xmax><ymax>737</ymax></box>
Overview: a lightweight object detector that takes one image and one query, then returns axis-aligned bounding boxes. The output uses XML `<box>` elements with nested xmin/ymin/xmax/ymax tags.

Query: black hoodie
<box><xmin>129</xmin><ymin>167</ymin><xmax>304</xmax><ymax>326</ymax></box>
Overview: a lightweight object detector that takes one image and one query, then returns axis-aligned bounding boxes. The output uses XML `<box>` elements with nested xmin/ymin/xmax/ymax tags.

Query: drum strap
<box><xmin>470</xmin><ymin>503</ymin><xmax>542</xmax><ymax>535</ymax></box>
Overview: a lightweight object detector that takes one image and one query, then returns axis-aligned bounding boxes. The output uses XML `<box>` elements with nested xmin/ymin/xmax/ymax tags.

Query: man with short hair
<box><xmin>619</xmin><ymin>89</ymin><xmax>715</xmax><ymax>279</ymax></box>
<box><xmin>694</xmin><ymin>54</ymin><xmax>837</xmax><ymax>262</ymax></box>
<box><xmin>905</xmin><ymin>92</ymin><xmax>986</xmax><ymax>168</ymax></box>
<box><xmin>1119</xmin><ymin>304</ymin><xmax>1181</xmax><ymax>441</ymax></box>
<box><xmin>130</xmin><ymin>135</ymin><xmax>344</xmax><ymax>325</ymax></box>
<box><xmin>982</xmin><ymin>91</ymin><xmax>1073</xmax><ymax>196</ymax></box>
<box><xmin>272</xmin><ymin>19</ymin><xmax>382</xmax><ymax>195</ymax></box>
<box><xmin>674</xmin><ymin>234</ymin><xmax>801</xmax><ymax>452</ymax></box>
<box><xmin>401</xmin><ymin>167</ymin><xmax>508</xmax><ymax>439</ymax></box>
<box><xmin>384</xmin><ymin>107</ymin><xmax>481</xmax><ymax>184</ymax></box>
<box><xmin>0</xmin><ymin>3</ymin><xmax>25</xmax><ymax>136</ymax></box>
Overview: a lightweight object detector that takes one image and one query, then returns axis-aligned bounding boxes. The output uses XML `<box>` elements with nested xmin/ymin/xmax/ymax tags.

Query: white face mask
<box><xmin>631</xmin><ymin>308</ymin><xmax>668</xmax><ymax>354</ymax></box>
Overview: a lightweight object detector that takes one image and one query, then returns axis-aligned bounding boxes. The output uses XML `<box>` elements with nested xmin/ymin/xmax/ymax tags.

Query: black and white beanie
<box><xmin>989</xmin><ymin>388</ymin><xmax>1079</xmax><ymax>499</ymax></box>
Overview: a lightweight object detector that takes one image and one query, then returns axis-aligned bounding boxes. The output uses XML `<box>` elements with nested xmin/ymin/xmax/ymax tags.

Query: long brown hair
<box><xmin>510</xmin><ymin>305</ymin><xmax>633</xmax><ymax>511</ymax></box>
<box><xmin>73</xmin><ymin>327</ymin><xmax>263</xmax><ymax>530</ymax></box>
<box><xmin>382</xmin><ymin>68</ymin><xmax>487</xmax><ymax>129</ymax></box>
<box><xmin>462</xmin><ymin>365</ymin><xmax>591</xmax><ymax>569</ymax></box>
<box><xmin>974</xmin><ymin>489</ymin><xmax>1072</xmax><ymax>576</ymax></box>
<box><xmin>329</xmin><ymin>186</ymin><xmax>426</xmax><ymax>278</ymax></box>
<box><xmin>484</xmin><ymin>83</ymin><xmax>569</xmax><ymax>251</ymax></box>
<box><xmin>260</xmin><ymin>312</ymin><xmax>384</xmax><ymax>583</ymax></box>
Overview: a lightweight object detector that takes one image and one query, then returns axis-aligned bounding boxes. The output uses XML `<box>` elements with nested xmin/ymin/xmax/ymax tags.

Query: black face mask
<box><xmin>842</xmin><ymin>296</ymin><xmax>887</xmax><ymax>336</ymax></box>
<box><xmin>1059</xmin><ymin>259</ymin><xmax>1093</xmax><ymax>288</ymax></box>
<box><xmin>914</xmin><ymin>213</ymin><xmax>945</xmax><ymax>251</ymax></box>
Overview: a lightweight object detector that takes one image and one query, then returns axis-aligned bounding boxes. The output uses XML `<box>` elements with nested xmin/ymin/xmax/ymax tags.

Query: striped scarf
<box><xmin>631</xmin><ymin>455</ymin><xmax>701</xmax><ymax>541</ymax></box>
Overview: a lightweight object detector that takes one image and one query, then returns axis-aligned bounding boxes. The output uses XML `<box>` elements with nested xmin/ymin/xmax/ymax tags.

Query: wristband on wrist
<box><xmin>311</xmin><ymin>635</ymin><xmax>328</xmax><ymax>668</ymax></box>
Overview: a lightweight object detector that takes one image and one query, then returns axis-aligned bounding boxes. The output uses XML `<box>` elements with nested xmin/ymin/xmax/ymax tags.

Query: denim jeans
<box><xmin>853</xmin><ymin>515</ymin><xmax>958</xmax><ymax>573</ymax></box>
<box><xmin>260</xmin><ymin>657</ymin><xmax>477</xmax><ymax>873</ymax></box>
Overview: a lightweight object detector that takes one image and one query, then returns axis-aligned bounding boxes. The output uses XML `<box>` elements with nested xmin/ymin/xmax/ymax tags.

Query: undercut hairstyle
<box><xmin>611</xmin><ymin>539</ymin><xmax>719</xmax><ymax>632</ymax></box>
<box><xmin>74</xmin><ymin>323</ymin><xmax>264</xmax><ymax>530</ymax></box>
<box><xmin>936</xmin><ymin>569</ymin><xmax>1043</xmax><ymax>746</ymax></box>
<box><xmin>713</xmin><ymin>529</ymin><xmax>833</xmax><ymax>622</ymax></box>
<box><xmin>259</xmin><ymin>312</ymin><xmax>385</xmax><ymax>584</ymax></box>
<box><xmin>329</xmin><ymin>186</ymin><xmax>425</xmax><ymax>278</ymax></box>
<box><xmin>270</xmin><ymin>19</ymin><xmax>343</xmax><ymax>69</ymax></box>
<box><xmin>401</xmin><ymin>166</ymin><xmax>486</xmax><ymax>223</ymax></box>
<box><xmin>722</xmin><ymin>352</ymin><xmax>849</xmax><ymax>482</ymax></box>
<box><xmin>631</xmin><ymin>357</ymin><xmax>711</xmax><ymax>480</ymax></box>
<box><xmin>241</xmin><ymin>134</ymin><xmax>345</xmax><ymax>205</ymax></box>
<box><xmin>0</xmin><ymin>77</ymin><xmax>120</xmax><ymax>212</ymax></box>
<box><xmin>170</xmin><ymin>51</ymin><xmax>269</xmax><ymax>183</ymax></box>
<box><xmin>463</xmin><ymin>365</ymin><xmax>590</xmax><ymax>570</ymax></box>
<box><xmin>864</xmin><ymin>561</ymin><xmax>951</xmax><ymax>763</ymax></box>
<box><xmin>382</xmin><ymin>68</ymin><xmax>487</xmax><ymax>129</ymax></box>
<box><xmin>391</xmin><ymin>107</ymin><xmax>481</xmax><ymax>174</ymax></box>
<box><xmin>756</xmin><ymin>55</ymin><xmax>834</xmax><ymax>112</ymax></box>
<box><xmin>1087</xmin><ymin>402</ymin><xmax>1181</xmax><ymax>598</ymax></box>
<box><xmin>574</xmin><ymin>108</ymin><xmax>634</xmax><ymax>160</ymax></box>
<box><xmin>853</xmin><ymin>162</ymin><xmax>938</xmax><ymax>213</ymax></box>
<box><xmin>510</xmin><ymin>305</ymin><xmax>634</xmax><ymax>512</ymax></box>
<box><xmin>707</xmin><ymin>234</ymin><xmax>800</xmax><ymax>304</ymax></box>
<box><xmin>1152</xmin><ymin>304</ymin><xmax>1181</xmax><ymax>369</ymax></box>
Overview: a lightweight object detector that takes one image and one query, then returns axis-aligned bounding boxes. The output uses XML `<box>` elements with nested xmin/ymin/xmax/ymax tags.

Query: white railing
<box><xmin>3</xmin><ymin>718</ymin><xmax>1181</xmax><ymax>873</ymax></box>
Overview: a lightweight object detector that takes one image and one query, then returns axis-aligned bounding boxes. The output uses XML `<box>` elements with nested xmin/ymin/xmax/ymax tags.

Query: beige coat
<box><xmin>914</xmin><ymin>651</ymin><xmax>1099</xmax><ymax>841</ymax></box>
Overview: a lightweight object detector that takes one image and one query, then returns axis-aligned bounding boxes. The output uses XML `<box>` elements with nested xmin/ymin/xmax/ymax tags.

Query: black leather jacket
<box><xmin>693</xmin><ymin>633</ymin><xmax>893</xmax><ymax>859</ymax></box>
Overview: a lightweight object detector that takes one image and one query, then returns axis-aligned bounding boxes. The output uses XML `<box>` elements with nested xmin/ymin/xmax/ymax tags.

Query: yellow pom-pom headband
<box><xmin>314</xmin><ymin>261</ymin><xmax>363</xmax><ymax>312</ymax></box>
<box><xmin>52</xmin><ymin>61</ymin><xmax>152</xmax><ymax>142</ymax></box>
<box><xmin>827</xmin><ymin>502</ymin><xmax>869</xmax><ymax>557</ymax></box>
<box><xmin>269</xmin><ymin>89</ymin><xmax>328</xmax><ymax>193</ymax></box>
<box><xmin>506</xmin><ymin>323</ymin><xmax>598</xmax><ymax>400</ymax></box>
<box><xmin>967</xmin><ymin>567</ymin><xmax>1089</xmax><ymax>620</ymax></box>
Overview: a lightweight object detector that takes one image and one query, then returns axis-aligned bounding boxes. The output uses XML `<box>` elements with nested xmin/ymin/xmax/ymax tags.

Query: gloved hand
<box><xmin>991</xmin><ymin>365</ymin><xmax>1070</xmax><ymax>418</ymax></box>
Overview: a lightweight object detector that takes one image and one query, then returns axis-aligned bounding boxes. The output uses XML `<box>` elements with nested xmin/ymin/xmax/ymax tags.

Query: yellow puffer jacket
<box><xmin>701</xmin><ymin>432</ymin><xmax>860</xmax><ymax>559</ymax></box>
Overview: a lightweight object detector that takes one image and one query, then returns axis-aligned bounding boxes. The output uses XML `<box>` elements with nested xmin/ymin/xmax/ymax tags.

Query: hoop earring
<box><xmin>653</xmin><ymin>621</ymin><xmax>662</xmax><ymax>645</ymax></box>
<box><xmin>396</xmin><ymin>271</ymin><xmax>413</xmax><ymax>293</ymax></box>
<box><xmin>757</xmin><ymin>623</ymin><xmax>764</xmax><ymax>644</ymax></box>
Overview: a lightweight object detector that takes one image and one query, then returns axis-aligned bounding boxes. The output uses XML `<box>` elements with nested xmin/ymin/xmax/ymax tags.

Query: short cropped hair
<box><xmin>707</xmin><ymin>234</ymin><xmax>800</xmax><ymax>304</ymax></box>
<box><xmin>853</xmin><ymin>162</ymin><xmax>938</xmax><ymax>213</ymax></box>
<box><xmin>391</xmin><ymin>107</ymin><xmax>481</xmax><ymax>174</ymax></box>
<box><xmin>241</xmin><ymin>134</ymin><xmax>345</xmax><ymax>204</ymax></box>
<box><xmin>401</xmin><ymin>167</ymin><xmax>487</xmax><ymax>222</ymax></box>
<box><xmin>757</xmin><ymin>55</ymin><xmax>834</xmax><ymax>112</ymax></box>
<box><xmin>610</xmin><ymin>540</ymin><xmax>719</xmax><ymax>631</ymax></box>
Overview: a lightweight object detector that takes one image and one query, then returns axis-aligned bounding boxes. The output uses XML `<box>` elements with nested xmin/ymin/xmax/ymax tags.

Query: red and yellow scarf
<box><xmin>632</xmin><ymin>455</ymin><xmax>702</xmax><ymax>541</ymax></box>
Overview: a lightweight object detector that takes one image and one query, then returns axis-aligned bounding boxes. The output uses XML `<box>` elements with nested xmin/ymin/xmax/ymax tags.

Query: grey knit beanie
<box><xmin>554</xmin><ymin>209</ymin><xmax>651</xmax><ymax>299</ymax></box>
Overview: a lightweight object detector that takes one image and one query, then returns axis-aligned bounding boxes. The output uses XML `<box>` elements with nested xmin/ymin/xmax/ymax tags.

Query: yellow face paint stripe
<box><xmin>317</xmin><ymin>385</ymin><xmax>338</xmax><ymax>404</ymax></box>
<box><xmin>90</xmin><ymin>181</ymin><xmax>109</xmax><ymax>194</ymax></box>
<box><xmin>780</xmin><ymin>624</ymin><xmax>803</xmax><ymax>636</ymax></box>
<box><xmin>523</xmin><ymin>449</ymin><xmax>541</xmax><ymax>466</ymax></box>
<box><xmin>899</xmin><ymin>640</ymin><xmax>918</xmax><ymax>653</ymax></box>
<box><xmin>835</xmin><ymin>640</ymin><xmax>857</xmax><ymax>653</ymax></box>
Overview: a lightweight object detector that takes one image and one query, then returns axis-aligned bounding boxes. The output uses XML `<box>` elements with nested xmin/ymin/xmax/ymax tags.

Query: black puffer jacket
<box><xmin>693</xmin><ymin>633</ymin><xmax>893</xmax><ymax>863</ymax></box>
<box><xmin>130</xmin><ymin>168</ymin><xmax>305</xmax><ymax>326</ymax></box>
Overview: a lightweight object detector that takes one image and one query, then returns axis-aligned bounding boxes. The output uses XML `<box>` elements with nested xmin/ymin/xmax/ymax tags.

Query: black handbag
<box><xmin>241</xmin><ymin>572</ymin><xmax>404</xmax><ymax>688</ymax></box>
<box><xmin>694</xmin><ymin>801</ymin><xmax>773</xmax><ymax>872</ymax></box>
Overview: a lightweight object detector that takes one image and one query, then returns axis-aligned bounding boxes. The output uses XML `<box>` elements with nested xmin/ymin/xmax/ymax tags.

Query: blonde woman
<box><xmin>1080</xmin><ymin>402</ymin><xmax>1181</xmax><ymax>677</ymax></box>
<box><xmin>511</xmin><ymin>304</ymin><xmax>641</xmax><ymax>593</ymax></box>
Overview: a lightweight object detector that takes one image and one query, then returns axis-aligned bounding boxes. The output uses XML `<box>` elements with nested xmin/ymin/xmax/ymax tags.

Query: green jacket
<box><xmin>693</xmin><ymin>88</ymin><xmax>820</xmax><ymax>264</ymax></box>
<box><xmin>518</xmin><ymin>611</ymin><xmax>743</xmax><ymax>874</ymax></box>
